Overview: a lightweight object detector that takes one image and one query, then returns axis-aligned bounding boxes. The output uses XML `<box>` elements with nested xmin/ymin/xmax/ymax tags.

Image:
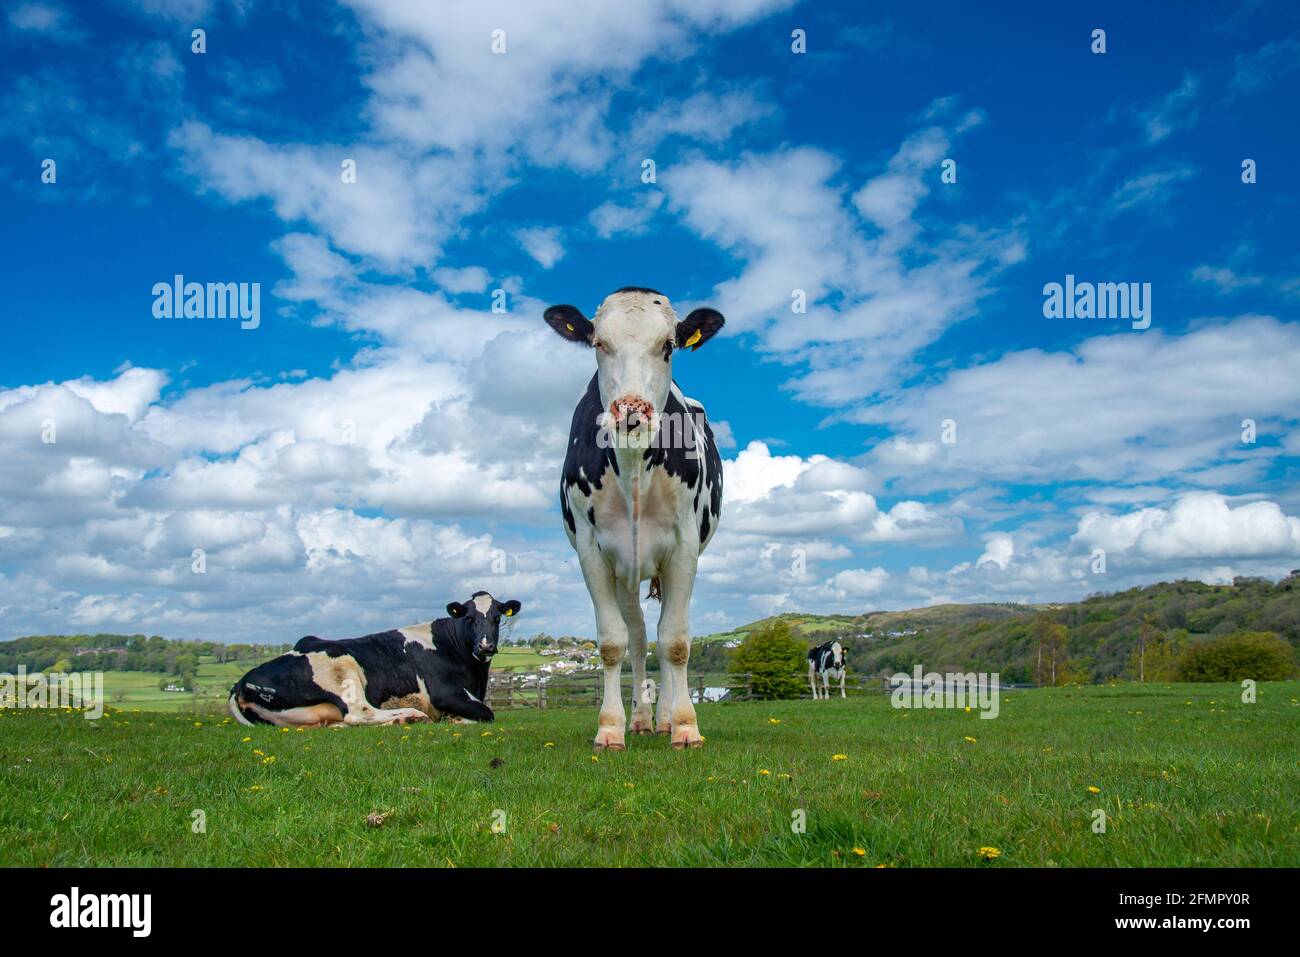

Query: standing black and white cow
<box><xmin>228</xmin><ymin>592</ymin><xmax>521</xmax><ymax>727</ymax></box>
<box><xmin>545</xmin><ymin>287</ymin><xmax>724</xmax><ymax>751</ymax></box>
<box><xmin>808</xmin><ymin>640</ymin><xmax>847</xmax><ymax>700</ymax></box>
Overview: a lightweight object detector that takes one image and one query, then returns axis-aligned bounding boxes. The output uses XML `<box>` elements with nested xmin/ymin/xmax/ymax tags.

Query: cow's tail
<box><xmin>228</xmin><ymin>682</ymin><xmax>271</xmax><ymax>726</ymax></box>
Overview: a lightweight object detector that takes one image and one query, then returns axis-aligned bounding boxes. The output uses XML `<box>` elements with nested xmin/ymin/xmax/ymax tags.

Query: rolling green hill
<box><xmin>691</xmin><ymin>574</ymin><xmax>1300</xmax><ymax>683</ymax></box>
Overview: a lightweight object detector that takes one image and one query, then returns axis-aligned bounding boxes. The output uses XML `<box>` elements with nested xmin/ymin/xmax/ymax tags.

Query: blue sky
<box><xmin>2</xmin><ymin>0</ymin><xmax>1299</xmax><ymax>643</ymax></box>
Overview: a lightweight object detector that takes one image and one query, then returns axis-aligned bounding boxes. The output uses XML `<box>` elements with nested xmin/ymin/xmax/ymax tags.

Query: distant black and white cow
<box><xmin>228</xmin><ymin>592</ymin><xmax>521</xmax><ymax>727</ymax></box>
<box><xmin>808</xmin><ymin>641</ymin><xmax>847</xmax><ymax>700</ymax></box>
<box><xmin>545</xmin><ymin>287</ymin><xmax>724</xmax><ymax>751</ymax></box>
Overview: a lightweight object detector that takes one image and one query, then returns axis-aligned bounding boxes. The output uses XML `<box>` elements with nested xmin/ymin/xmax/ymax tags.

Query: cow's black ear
<box><xmin>500</xmin><ymin>600</ymin><xmax>521</xmax><ymax>618</ymax></box>
<box><xmin>545</xmin><ymin>305</ymin><xmax>594</xmax><ymax>345</ymax></box>
<box><xmin>446</xmin><ymin>601</ymin><xmax>468</xmax><ymax>619</ymax></box>
<box><xmin>676</xmin><ymin>307</ymin><xmax>725</xmax><ymax>352</ymax></box>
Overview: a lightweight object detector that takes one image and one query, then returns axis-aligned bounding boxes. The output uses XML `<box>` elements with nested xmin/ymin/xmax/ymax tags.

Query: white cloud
<box><xmin>346</xmin><ymin>0</ymin><xmax>792</xmax><ymax>160</ymax></box>
<box><xmin>976</xmin><ymin>533</ymin><xmax>1014</xmax><ymax>570</ymax></box>
<box><xmin>1191</xmin><ymin>264</ymin><xmax>1262</xmax><ymax>293</ymax></box>
<box><xmin>171</xmin><ymin>122</ymin><xmax>488</xmax><ymax>268</ymax></box>
<box><xmin>663</xmin><ymin>110</ymin><xmax>1019</xmax><ymax>405</ymax></box>
<box><xmin>827</xmin><ymin>566</ymin><xmax>889</xmax><ymax>598</ymax></box>
<box><xmin>1134</xmin><ymin>73</ymin><xmax>1200</xmax><ymax>144</ymax></box>
<box><xmin>7</xmin><ymin>2</ymin><xmax>70</xmax><ymax>35</ymax></box>
<box><xmin>857</xmin><ymin>316</ymin><xmax>1300</xmax><ymax>490</ymax></box>
<box><xmin>515</xmin><ymin>226</ymin><xmax>565</xmax><ymax>269</ymax></box>
<box><xmin>1109</xmin><ymin>164</ymin><xmax>1195</xmax><ymax>213</ymax></box>
<box><xmin>1074</xmin><ymin>492</ymin><xmax>1300</xmax><ymax>560</ymax></box>
<box><xmin>588</xmin><ymin>192</ymin><xmax>665</xmax><ymax>239</ymax></box>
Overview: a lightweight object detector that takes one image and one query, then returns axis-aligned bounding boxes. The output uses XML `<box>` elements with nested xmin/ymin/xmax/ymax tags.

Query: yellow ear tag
<box><xmin>684</xmin><ymin>329</ymin><xmax>702</xmax><ymax>349</ymax></box>
<box><xmin>566</xmin><ymin>323</ymin><xmax>575</xmax><ymax>332</ymax></box>
<box><xmin>504</xmin><ymin>609</ymin><xmax>513</xmax><ymax>617</ymax></box>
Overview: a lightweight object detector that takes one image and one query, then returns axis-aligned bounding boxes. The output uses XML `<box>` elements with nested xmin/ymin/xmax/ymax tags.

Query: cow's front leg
<box><xmin>343</xmin><ymin>705</ymin><xmax>430</xmax><ymax>726</ymax></box>
<box><xmin>432</xmin><ymin>688</ymin><xmax>494</xmax><ymax>724</ymax></box>
<box><xmin>579</xmin><ymin>548</ymin><xmax>628</xmax><ymax>751</ymax></box>
<box><xmin>839</xmin><ymin>670</ymin><xmax>846</xmax><ymax>699</ymax></box>
<box><xmin>809</xmin><ymin>663</ymin><xmax>819</xmax><ymax>700</ymax></box>
<box><xmin>620</xmin><ymin>585</ymin><xmax>654</xmax><ymax>735</ymax></box>
<box><xmin>658</xmin><ymin>548</ymin><xmax>702</xmax><ymax>750</ymax></box>
<box><xmin>655</xmin><ymin>632</ymin><xmax>675</xmax><ymax>733</ymax></box>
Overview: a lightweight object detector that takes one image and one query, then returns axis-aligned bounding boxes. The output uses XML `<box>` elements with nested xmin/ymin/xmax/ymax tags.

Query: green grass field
<box><xmin>1</xmin><ymin>681</ymin><xmax>1296</xmax><ymax>867</ymax></box>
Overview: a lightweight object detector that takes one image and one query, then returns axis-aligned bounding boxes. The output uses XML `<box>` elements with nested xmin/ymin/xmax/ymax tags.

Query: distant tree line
<box><xmin>704</xmin><ymin>574</ymin><xmax>1300</xmax><ymax>687</ymax></box>
<box><xmin>0</xmin><ymin>633</ymin><xmax>292</xmax><ymax>679</ymax></box>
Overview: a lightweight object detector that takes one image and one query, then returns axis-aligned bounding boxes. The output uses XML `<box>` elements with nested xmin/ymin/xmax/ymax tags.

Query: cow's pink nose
<box><xmin>610</xmin><ymin>396</ymin><xmax>654</xmax><ymax>428</ymax></box>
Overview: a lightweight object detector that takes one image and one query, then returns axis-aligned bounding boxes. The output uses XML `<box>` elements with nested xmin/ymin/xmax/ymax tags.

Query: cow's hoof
<box><xmin>593</xmin><ymin>728</ymin><xmax>626</xmax><ymax>752</ymax></box>
<box><xmin>628</xmin><ymin>715</ymin><xmax>655</xmax><ymax>735</ymax></box>
<box><xmin>670</xmin><ymin>726</ymin><xmax>704</xmax><ymax>750</ymax></box>
<box><xmin>593</xmin><ymin>740</ymin><xmax>626</xmax><ymax>752</ymax></box>
<box><xmin>394</xmin><ymin>710</ymin><xmax>429</xmax><ymax>725</ymax></box>
<box><xmin>654</xmin><ymin>724</ymin><xmax>672</xmax><ymax>735</ymax></box>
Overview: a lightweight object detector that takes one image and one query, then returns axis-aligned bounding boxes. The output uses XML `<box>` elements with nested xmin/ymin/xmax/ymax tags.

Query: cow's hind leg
<box><xmin>230</xmin><ymin>698</ymin><xmax>343</xmax><ymax>728</ymax></box>
<box><xmin>808</xmin><ymin>664</ymin><xmax>818</xmax><ymax>700</ymax></box>
<box><xmin>658</xmin><ymin>547</ymin><xmax>702</xmax><ymax>749</ymax></box>
<box><xmin>342</xmin><ymin>704</ymin><xmax>430</xmax><ymax>726</ymax></box>
<box><xmin>578</xmin><ymin>547</ymin><xmax>629</xmax><ymax>751</ymax></box>
<box><xmin>621</xmin><ymin>586</ymin><xmax>654</xmax><ymax>735</ymax></box>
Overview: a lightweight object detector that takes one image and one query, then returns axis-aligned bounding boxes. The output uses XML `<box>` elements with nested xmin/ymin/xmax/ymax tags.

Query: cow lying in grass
<box><xmin>229</xmin><ymin>592</ymin><xmax>521</xmax><ymax>727</ymax></box>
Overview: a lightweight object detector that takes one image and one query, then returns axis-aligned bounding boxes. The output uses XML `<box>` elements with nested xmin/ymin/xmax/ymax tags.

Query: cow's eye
<box><xmin>661</xmin><ymin>340</ymin><xmax>673</xmax><ymax>360</ymax></box>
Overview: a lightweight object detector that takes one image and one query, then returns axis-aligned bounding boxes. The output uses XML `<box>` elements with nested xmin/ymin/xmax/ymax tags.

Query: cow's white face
<box><xmin>544</xmin><ymin>286</ymin><xmax>726</xmax><ymax>442</ymax></box>
<box><xmin>590</xmin><ymin>290</ymin><xmax>677</xmax><ymax>435</ymax></box>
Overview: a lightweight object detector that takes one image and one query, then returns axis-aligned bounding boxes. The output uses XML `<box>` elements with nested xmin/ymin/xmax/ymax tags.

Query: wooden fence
<box><xmin>483</xmin><ymin>671</ymin><xmax>943</xmax><ymax>710</ymax></box>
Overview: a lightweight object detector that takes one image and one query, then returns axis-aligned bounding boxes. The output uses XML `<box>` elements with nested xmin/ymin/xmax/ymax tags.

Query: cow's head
<box><xmin>830</xmin><ymin>642</ymin><xmax>846</xmax><ymax>668</ymax></box>
<box><xmin>446</xmin><ymin>591</ymin><xmax>521</xmax><ymax>662</ymax></box>
<box><xmin>545</xmin><ymin>287</ymin><xmax>725</xmax><ymax>440</ymax></box>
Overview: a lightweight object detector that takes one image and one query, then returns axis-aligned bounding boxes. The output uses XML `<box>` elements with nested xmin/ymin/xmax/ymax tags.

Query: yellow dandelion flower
<box><xmin>832</xmin><ymin>754</ymin><xmax>848</xmax><ymax>761</ymax></box>
<box><xmin>241</xmin><ymin>736</ymin><xmax>251</xmax><ymax>743</ymax></box>
<box><xmin>759</xmin><ymin>769</ymin><xmax>771</xmax><ymax>776</ymax></box>
<box><xmin>964</xmin><ymin>736</ymin><xmax>977</xmax><ymax>744</ymax></box>
<box><xmin>262</xmin><ymin>755</ymin><xmax>276</xmax><ymax>765</ymax></box>
<box><xmin>252</xmin><ymin>749</ymin><xmax>264</xmax><ymax>756</ymax></box>
<box><xmin>852</xmin><ymin>847</ymin><xmax>866</xmax><ymax>857</ymax></box>
<box><xmin>591</xmin><ymin>755</ymin><xmax>599</xmax><ymax>763</ymax></box>
<box><xmin>768</xmin><ymin>718</ymin><xmax>781</xmax><ymax>725</ymax></box>
<box><xmin>481</xmin><ymin>731</ymin><xmax>493</xmax><ymax>737</ymax></box>
<box><xmin>193</xmin><ymin>721</ymin><xmax>202</xmax><ymax>727</ymax></box>
<box><xmin>977</xmin><ymin>846</ymin><xmax>1001</xmax><ymax>861</ymax></box>
<box><xmin>544</xmin><ymin>742</ymin><xmax>555</xmax><ymax>748</ymax></box>
<box><xmin>1087</xmin><ymin>785</ymin><xmax>1101</xmax><ymax>794</ymax></box>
